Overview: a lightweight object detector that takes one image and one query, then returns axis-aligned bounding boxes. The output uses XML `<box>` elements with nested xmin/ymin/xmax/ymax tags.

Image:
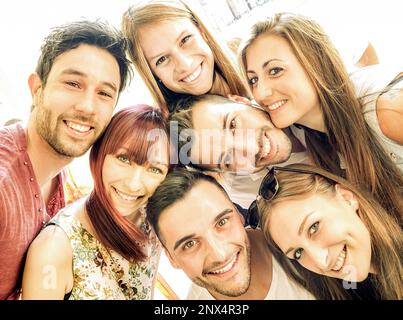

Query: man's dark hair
<box><xmin>146</xmin><ymin>168</ymin><xmax>228</xmax><ymax>241</ymax></box>
<box><xmin>36</xmin><ymin>20</ymin><xmax>132</xmax><ymax>92</ymax></box>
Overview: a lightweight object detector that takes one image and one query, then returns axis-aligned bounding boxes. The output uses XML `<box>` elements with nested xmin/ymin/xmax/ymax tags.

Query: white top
<box><xmin>186</xmin><ymin>254</ymin><xmax>315</xmax><ymax>300</ymax></box>
<box><xmin>350</xmin><ymin>64</ymin><xmax>403</xmax><ymax>171</ymax></box>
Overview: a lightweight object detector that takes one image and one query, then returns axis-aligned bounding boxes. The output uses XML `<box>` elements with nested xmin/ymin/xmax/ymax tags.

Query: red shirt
<box><xmin>0</xmin><ymin>124</ymin><xmax>66</xmax><ymax>299</ymax></box>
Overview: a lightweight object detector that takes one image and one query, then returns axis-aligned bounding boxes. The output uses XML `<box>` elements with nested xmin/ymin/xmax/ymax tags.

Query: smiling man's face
<box><xmin>187</xmin><ymin>101</ymin><xmax>292</xmax><ymax>173</ymax></box>
<box><xmin>159</xmin><ymin>180</ymin><xmax>252</xmax><ymax>297</ymax></box>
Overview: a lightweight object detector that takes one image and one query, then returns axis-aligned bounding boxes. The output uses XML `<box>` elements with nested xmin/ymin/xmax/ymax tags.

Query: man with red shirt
<box><xmin>0</xmin><ymin>20</ymin><xmax>131</xmax><ymax>299</ymax></box>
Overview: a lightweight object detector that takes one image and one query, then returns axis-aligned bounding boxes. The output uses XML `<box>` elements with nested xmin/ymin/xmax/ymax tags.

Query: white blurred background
<box><xmin>0</xmin><ymin>0</ymin><xmax>401</xmax><ymax>299</ymax></box>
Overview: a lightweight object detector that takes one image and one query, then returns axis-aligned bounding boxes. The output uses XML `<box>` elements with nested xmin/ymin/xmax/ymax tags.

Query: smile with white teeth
<box><xmin>209</xmin><ymin>253</ymin><xmax>238</xmax><ymax>275</ymax></box>
<box><xmin>113</xmin><ymin>187</ymin><xmax>139</xmax><ymax>202</ymax></box>
<box><xmin>182</xmin><ymin>65</ymin><xmax>202</xmax><ymax>83</ymax></box>
<box><xmin>66</xmin><ymin>121</ymin><xmax>92</xmax><ymax>133</ymax></box>
<box><xmin>332</xmin><ymin>246</ymin><xmax>347</xmax><ymax>272</ymax></box>
<box><xmin>267</xmin><ymin>100</ymin><xmax>287</xmax><ymax>111</ymax></box>
<box><xmin>258</xmin><ymin>134</ymin><xmax>272</xmax><ymax>161</ymax></box>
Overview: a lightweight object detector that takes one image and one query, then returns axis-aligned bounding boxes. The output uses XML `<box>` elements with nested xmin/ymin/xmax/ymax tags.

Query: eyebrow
<box><xmin>61</xmin><ymin>68</ymin><xmax>118</xmax><ymax>93</ymax></box>
<box><xmin>173</xmin><ymin>208</ymin><xmax>233</xmax><ymax>251</ymax></box>
<box><xmin>149</xmin><ymin>30</ymin><xmax>189</xmax><ymax>62</ymax></box>
<box><xmin>284</xmin><ymin>211</ymin><xmax>314</xmax><ymax>256</ymax></box>
<box><xmin>246</xmin><ymin>58</ymin><xmax>283</xmax><ymax>74</ymax></box>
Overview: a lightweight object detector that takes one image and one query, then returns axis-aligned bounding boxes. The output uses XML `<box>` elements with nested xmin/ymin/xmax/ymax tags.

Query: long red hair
<box><xmin>86</xmin><ymin>105</ymin><xmax>168</xmax><ymax>261</ymax></box>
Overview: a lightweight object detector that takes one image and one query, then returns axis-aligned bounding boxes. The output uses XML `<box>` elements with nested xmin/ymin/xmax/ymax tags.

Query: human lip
<box><xmin>181</xmin><ymin>64</ymin><xmax>202</xmax><ymax>83</ymax></box>
<box><xmin>112</xmin><ymin>186</ymin><xmax>143</xmax><ymax>202</ymax></box>
<box><xmin>257</xmin><ymin>130</ymin><xmax>276</xmax><ymax>164</ymax></box>
<box><xmin>63</xmin><ymin>120</ymin><xmax>94</xmax><ymax>135</ymax></box>
<box><xmin>207</xmin><ymin>251</ymin><xmax>239</xmax><ymax>276</ymax></box>
<box><xmin>331</xmin><ymin>245</ymin><xmax>347</xmax><ymax>272</ymax></box>
<box><xmin>265</xmin><ymin>99</ymin><xmax>287</xmax><ymax>112</ymax></box>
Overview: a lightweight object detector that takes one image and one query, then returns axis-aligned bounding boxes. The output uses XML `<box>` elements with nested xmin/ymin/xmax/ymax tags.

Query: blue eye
<box><xmin>294</xmin><ymin>248</ymin><xmax>303</xmax><ymax>260</ymax></box>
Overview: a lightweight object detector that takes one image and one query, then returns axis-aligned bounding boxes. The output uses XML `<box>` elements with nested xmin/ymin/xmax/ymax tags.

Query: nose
<box><xmin>307</xmin><ymin>246</ymin><xmax>330</xmax><ymax>272</ymax></box>
<box><xmin>255</xmin><ymin>79</ymin><xmax>273</xmax><ymax>105</ymax></box>
<box><xmin>126</xmin><ymin>165</ymin><xmax>145</xmax><ymax>193</ymax></box>
<box><xmin>206</xmin><ymin>230</ymin><xmax>227</xmax><ymax>261</ymax></box>
<box><xmin>174</xmin><ymin>50</ymin><xmax>193</xmax><ymax>74</ymax></box>
<box><xmin>75</xmin><ymin>90</ymin><xmax>96</xmax><ymax>115</ymax></box>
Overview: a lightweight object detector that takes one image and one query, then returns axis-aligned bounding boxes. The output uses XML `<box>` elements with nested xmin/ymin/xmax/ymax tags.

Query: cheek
<box><xmin>179</xmin><ymin>255</ymin><xmax>204</xmax><ymax>278</ymax></box>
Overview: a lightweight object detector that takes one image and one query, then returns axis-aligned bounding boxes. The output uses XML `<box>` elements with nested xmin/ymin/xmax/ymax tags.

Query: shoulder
<box><xmin>26</xmin><ymin>225</ymin><xmax>72</xmax><ymax>267</ymax></box>
<box><xmin>22</xmin><ymin>225</ymin><xmax>73</xmax><ymax>299</ymax></box>
<box><xmin>376</xmin><ymin>77</ymin><xmax>403</xmax><ymax>144</ymax></box>
<box><xmin>350</xmin><ymin>64</ymin><xmax>401</xmax><ymax>98</ymax></box>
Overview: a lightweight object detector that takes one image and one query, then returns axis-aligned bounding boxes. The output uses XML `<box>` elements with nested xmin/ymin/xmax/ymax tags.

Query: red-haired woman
<box><xmin>22</xmin><ymin>105</ymin><xmax>170</xmax><ymax>299</ymax></box>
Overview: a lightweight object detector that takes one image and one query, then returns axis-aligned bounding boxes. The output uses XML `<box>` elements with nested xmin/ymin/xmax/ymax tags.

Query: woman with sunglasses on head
<box><xmin>22</xmin><ymin>105</ymin><xmax>169</xmax><ymax>299</ymax></box>
<box><xmin>240</xmin><ymin>13</ymin><xmax>403</xmax><ymax>225</ymax></box>
<box><xmin>253</xmin><ymin>164</ymin><xmax>402</xmax><ymax>300</ymax></box>
<box><xmin>121</xmin><ymin>0</ymin><xmax>250</xmax><ymax>113</ymax></box>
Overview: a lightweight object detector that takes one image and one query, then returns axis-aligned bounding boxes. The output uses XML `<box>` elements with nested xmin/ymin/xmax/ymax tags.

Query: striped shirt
<box><xmin>0</xmin><ymin>123</ymin><xmax>66</xmax><ymax>299</ymax></box>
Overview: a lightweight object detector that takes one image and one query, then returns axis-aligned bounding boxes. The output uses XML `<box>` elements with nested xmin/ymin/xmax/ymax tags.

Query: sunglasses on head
<box><xmin>246</xmin><ymin>166</ymin><xmax>328</xmax><ymax>229</ymax></box>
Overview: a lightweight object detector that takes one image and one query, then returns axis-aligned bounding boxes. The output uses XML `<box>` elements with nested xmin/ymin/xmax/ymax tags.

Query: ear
<box><xmin>28</xmin><ymin>73</ymin><xmax>43</xmax><ymax>102</ymax></box>
<box><xmin>335</xmin><ymin>184</ymin><xmax>359</xmax><ymax>212</ymax></box>
<box><xmin>227</xmin><ymin>94</ymin><xmax>253</xmax><ymax>106</ymax></box>
<box><xmin>164</xmin><ymin>247</ymin><xmax>180</xmax><ymax>269</ymax></box>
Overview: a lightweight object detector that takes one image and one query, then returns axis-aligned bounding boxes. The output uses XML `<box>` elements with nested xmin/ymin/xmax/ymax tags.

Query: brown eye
<box><xmin>217</xmin><ymin>218</ymin><xmax>228</xmax><ymax>227</ymax></box>
<box><xmin>156</xmin><ymin>56</ymin><xmax>167</xmax><ymax>66</ymax></box>
<box><xmin>269</xmin><ymin>67</ymin><xmax>283</xmax><ymax>76</ymax></box>
<box><xmin>294</xmin><ymin>248</ymin><xmax>303</xmax><ymax>260</ymax></box>
<box><xmin>248</xmin><ymin>77</ymin><xmax>258</xmax><ymax>86</ymax></box>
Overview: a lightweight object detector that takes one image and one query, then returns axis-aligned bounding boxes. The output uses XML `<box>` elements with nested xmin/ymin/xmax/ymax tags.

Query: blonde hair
<box><xmin>122</xmin><ymin>0</ymin><xmax>250</xmax><ymax>112</ymax></box>
<box><xmin>258</xmin><ymin>164</ymin><xmax>403</xmax><ymax>300</ymax></box>
<box><xmin>239</xmin><ymin>12</ymin><xmax>403</xmax><ymax>225</ymax></box>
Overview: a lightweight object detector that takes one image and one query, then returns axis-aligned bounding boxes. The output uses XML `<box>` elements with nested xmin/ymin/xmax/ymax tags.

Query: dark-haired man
<box><xmin>169</xmin><ymin>94</ymin><xmax>308</xmax><ymax>208</ymax></box>
<box><xmin>0</xmin><ymin>20</ymin><xmax>131</xmax><ymax>299</ymax></box>
<box><xmin>147</xmin><ymin>169</ymin><xmax>314</xmax><ymax>300</ymax></box>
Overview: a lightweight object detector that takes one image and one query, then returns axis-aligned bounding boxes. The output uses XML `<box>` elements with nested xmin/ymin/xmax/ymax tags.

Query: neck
<box><xmin>26</xmin><ymin>119</ymin><xmax>72</xmax><ymax>188</ymax></box>
<box><xmin>298</xmin><ymin>105</ymin><xmax>326</xmax><ymax>133</ymax></box>
<box><xmin>209</xmin><ymin>70</ymin><xmax>231</xmax><ymax>96</ymax></box>
<box><xmin>211</xmin><ymin>229</ymin><xmax>272</xmax><ymax>300</ymax></box>
<box><xmin>284</xmin><ymin>127</ymin><xmax>306</xmax><ymax>153</ymax></box>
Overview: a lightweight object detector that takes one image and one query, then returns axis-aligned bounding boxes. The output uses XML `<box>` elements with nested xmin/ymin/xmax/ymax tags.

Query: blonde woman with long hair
<box><xmin>122</xmin><ymin>0</ymin><xmax>250</xmax><ymax>112</ymax></box>
<box><xmin>252</xmin><ymin>164</ymin><xmax>402</xmax><ymax>300</ymax></box>
<box><xmin>240</xmin><ymin>13</ymin><xmax>403</xmax><ymax>224</ymax></box>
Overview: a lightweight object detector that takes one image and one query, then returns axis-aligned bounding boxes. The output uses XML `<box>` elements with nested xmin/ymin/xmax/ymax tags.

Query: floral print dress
<box><xmin>49</xmin><ymin>203</ymin><xmax>160</xmax><ymax>300</ymax></box>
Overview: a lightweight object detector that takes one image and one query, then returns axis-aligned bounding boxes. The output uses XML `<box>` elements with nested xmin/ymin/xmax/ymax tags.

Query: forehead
<box><xmin>191</xmin><ymin>101</ymin><xmax>260</xmax><ymax>130</ymax></box>
<box><xmin>158</xmin><ymin>180</ymin><xmax>235</xmax><ymax>245</ymax></box>
<box><xmin>246</xmin><ymin>34</ymin><xmax>295</xmax><ymax>68</ymax></box>
<box><xmin>138</xmin><ymin>17</ymin><xmax>200</xmax><ymax>56</ymax></box>
<box><xmin>48</xmin><ymin>44</ymin><xmax>120</xmax><ymax>84</ymax></box>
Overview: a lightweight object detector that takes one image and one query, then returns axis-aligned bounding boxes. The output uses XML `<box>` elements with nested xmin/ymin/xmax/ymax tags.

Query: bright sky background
<box><xmin>0</xmin><ymin>0</ymin><xmax>401</xmax><ymax>299</ymax></box>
